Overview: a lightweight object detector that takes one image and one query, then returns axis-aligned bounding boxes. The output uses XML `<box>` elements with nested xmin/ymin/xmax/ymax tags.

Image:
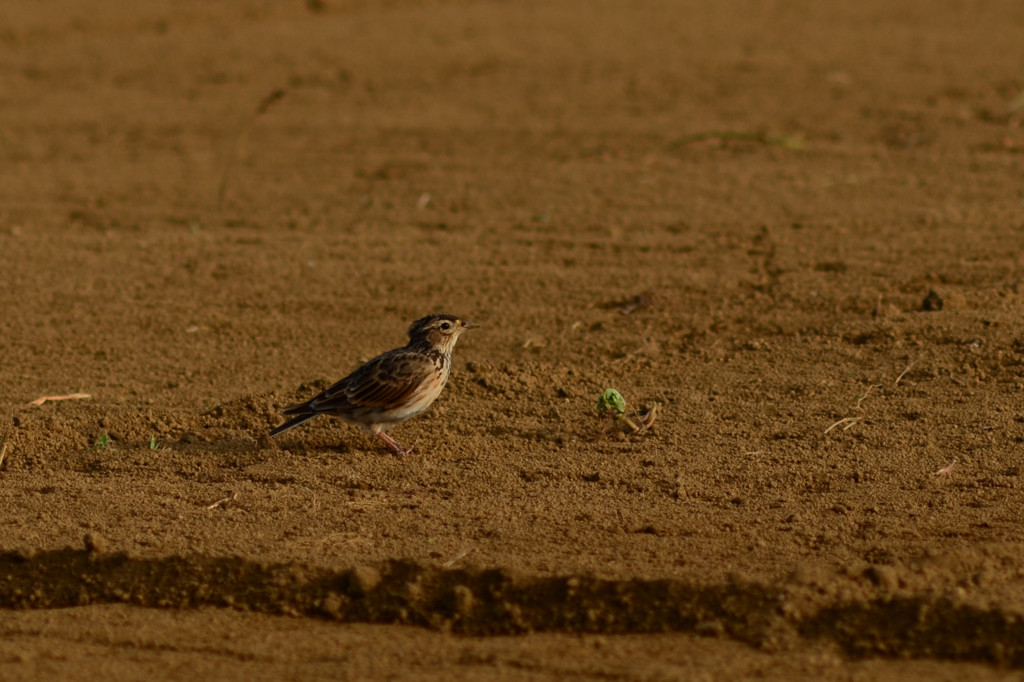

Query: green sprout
<box><xmin>94</xmin><ymin>433</ymin><xmax>111</xmax><ymax>449</ymax></box>
<box><xmin>149</xmin><ymin>435</ymin><xmax>158</xmax><ymax>450</ymax></box>
<box><xmin>596</xmin><ymin>388</ymin><xmax>639</xmax><ymax>432</ymax></box>
<box><xmin>596</xmin><ymin>388</ymin><xmax>659</xmax><ymax>435</ymax></box>
<box><xmin>596</xmin><ymin>388</ymin><xmax>626</xmax><ymax>416</ymax></box>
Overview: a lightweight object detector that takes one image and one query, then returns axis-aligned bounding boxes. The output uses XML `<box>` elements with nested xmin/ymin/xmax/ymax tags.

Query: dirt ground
<box><xmin>3</xmin><ymin>0</ymin><xmax>1024</xmax><ymax>678</ymax></box>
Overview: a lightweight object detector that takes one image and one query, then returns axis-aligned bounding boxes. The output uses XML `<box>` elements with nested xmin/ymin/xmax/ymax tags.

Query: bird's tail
<box><xmin>269</xmin><ymin>412</ymin><xmax>316</xmax><ymax>437</ymax></box>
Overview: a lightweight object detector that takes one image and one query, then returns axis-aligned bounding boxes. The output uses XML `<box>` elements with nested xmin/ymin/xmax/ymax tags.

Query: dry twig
<box><xmin>932</xmin><ymin>458</ymin><xmax>958</xmax><ymax>476</ymax></box>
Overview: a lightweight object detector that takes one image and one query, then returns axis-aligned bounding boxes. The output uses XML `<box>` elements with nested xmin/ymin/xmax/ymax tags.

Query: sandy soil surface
<box><xmin>3</xmin><ymin>0</ymin><xmax>1024</xmax><ymax>678</ymax></box>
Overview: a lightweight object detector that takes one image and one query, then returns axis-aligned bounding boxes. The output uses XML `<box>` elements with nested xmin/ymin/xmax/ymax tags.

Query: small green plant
<box><xmin>149</xmin><ymin>435</ymin><xmax>158</xmax><ymax>450</ymax></box>
<box><xmin>94</xmin><ymin>433</ymin><xmax>111</xmax><ymax>449</ymax></box>
<box><xmin>596</xmin><ymin>388</ymin><xmax>640</xmax><ymax>432</ymax></box>
<box><xmin>596</xmin><ymin>388</ymin><xmax>658</xmax><ymax>435</ymax></box>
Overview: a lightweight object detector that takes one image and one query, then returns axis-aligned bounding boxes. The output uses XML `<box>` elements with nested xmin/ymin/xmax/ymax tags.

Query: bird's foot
<box><xmin>377</xmin><ymin>432</ymin><xmax>412</xmax><ymax>457</ymax></box>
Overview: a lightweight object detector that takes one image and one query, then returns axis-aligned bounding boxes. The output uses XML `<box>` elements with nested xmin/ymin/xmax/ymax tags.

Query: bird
<box><xmin>269</xmin><ymin>313</ymin><xmax>477</xmax><ymax>456</ymax></box>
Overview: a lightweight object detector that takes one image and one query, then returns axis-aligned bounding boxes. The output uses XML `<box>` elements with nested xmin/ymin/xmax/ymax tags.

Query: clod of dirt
<box><xmin>350</xmin><ymin>565</ymin><xmax>382</xmax><ymax>595</ymax></box>
<box><xmin>922</xmin><ymin>289</ymin><xmax>944</xmax><ymax>311</ymax></box>
<box><xmin>921</xmin><ymin>288</ymin><xmax>967</xmax><ymax>312</ymax></box>
<box><xmin>83</xmin><ymin>533</ymin><xmax>107</xmax><ymax>555</ymax></box>
<box><xmin>600</xmin><ymin>290</ymin><xmax>663</xmax><ymax>314</ymax></box>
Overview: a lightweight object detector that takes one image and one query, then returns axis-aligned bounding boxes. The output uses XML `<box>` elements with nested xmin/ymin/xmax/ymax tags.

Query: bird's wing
<box><xmin>300</xmin><ymin>350</ymin><xmax>432</xmax><ymax>414</ymax></box>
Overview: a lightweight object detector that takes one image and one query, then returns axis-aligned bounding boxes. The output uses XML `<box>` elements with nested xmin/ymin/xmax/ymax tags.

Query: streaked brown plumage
<box><xmin>270</xmin><ymin>314</ymin><xmax>476</xmax><ymax>455</ymax></box>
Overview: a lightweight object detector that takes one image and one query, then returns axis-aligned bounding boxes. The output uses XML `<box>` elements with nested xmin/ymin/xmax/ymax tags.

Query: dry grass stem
<box><xmin>855</xmin><ymin>385</ymin><xmax>878</xmax><ymax>408</ymax></box>
<box><xmin>205</xmin><ymin>491</ymin><xmax>239</xmax><ymax>510</ymax></box>
<box><xmin>932</xmin><ymin>458</ymin><xmax>958</xmax><ymax>476</ymax></box>
<box><xmin>895</xmin><ymin>361</ymin><xmax>918</xmax><ymax>386</ymax></box>
<box><xmin>0</xmin><ymin>439</ymin><xmax>7</xmax><ymax>469</ymax></box>
<box><xmin>298</xmin><ymin>485</ymin><xmax>320</xmax><ymax>514</ymax></box>
<box><xmin>29</xmin><ymin>393</ymin><xmax>92</xmax><ymax>406</ymax></box>
<box><xmin>824</xmin><ymin>416</ymin><xmax>862</xmax><ymax>435</ymax></box>
<box><xmin>443</xmin><ymin>548</ymin><xmax>474</xmax><ymax>568</ymax></box>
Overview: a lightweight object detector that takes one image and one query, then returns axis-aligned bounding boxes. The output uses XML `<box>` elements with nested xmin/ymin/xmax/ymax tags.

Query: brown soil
<box><xmin>3</xmin><ymin>0</ymin><xmax>1024</xmax><ymax>678</ymax></box>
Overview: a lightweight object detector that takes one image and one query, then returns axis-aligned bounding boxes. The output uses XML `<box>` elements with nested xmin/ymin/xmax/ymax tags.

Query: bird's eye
<box><xmin>440</xmin><ymin>321</ymin><xmax>452</xmax><ymax>331</ymax></box>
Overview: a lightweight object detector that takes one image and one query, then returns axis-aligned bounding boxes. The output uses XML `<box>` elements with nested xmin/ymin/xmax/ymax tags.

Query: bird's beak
<box><xmin>462</xmin><ymin>321</ymin><xmax>480</xmax><ymax>330</ymax></box>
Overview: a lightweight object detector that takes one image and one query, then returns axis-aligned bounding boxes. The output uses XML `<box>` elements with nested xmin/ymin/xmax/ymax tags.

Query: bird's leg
<box><xmin>377</xmin><ymin>432</ymin><xmax>412</xmax><ymax>456</ymax></box>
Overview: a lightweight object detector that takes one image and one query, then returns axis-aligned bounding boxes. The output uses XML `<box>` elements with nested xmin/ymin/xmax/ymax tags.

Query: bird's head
<box><xmin>407</xmin><ymin>313</ymin><xmax>477</xmax><ymax>354</ymax></box>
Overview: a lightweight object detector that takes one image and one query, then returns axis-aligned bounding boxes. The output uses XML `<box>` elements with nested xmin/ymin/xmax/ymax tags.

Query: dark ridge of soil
<box><xmin>5</xmin><ymin>544</ymin><xmax>1024</xmax><ymax>667</ymax></box>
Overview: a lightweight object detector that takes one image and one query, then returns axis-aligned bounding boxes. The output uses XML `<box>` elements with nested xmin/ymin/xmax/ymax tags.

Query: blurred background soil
<box><xmin>2</xmin><ymin>1</ymin><xmax>1024</xmax><ymax>679</ymax></box>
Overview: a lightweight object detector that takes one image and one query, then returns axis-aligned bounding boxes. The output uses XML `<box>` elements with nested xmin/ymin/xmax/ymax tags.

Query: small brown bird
<box><xmin>270</xmin><ymin>313</ymin><xmax>477</xmax><ymax>455</ymax></box>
